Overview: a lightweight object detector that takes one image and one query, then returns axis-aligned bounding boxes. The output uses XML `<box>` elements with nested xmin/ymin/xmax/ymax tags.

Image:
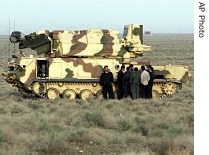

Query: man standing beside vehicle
<box><xmin>147</xmin><ymin>65</ymin><xmax>155</xmax><ymax>98</ymax></box>
<box><xmin>129</xmin><ymin>67</ymin><xmax>140</xmax><ymax>100</ymax></box>
<box><xmin>140</xmin><ymin>65</ymin><xmax>150</xmax><ymax>99</ymax></box>
<box><xmin>100</xmin><ymin>65</ymin><xmax>114</xmax><ymax>99</ymax></box>
<box><xmin>123</xmin><ymin>66</ymin><xmax>131</xmax><ymax>98</ymax></box>
<box><xmin>117</xmin><ymin>65</ymin><xmax>125</xmax><ymax>100</ymax></box>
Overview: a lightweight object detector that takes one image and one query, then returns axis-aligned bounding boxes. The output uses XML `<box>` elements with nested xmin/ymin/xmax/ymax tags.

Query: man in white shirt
<box><xmin>140</xmin><ymin>65</ymin><xmax>150</xmax><ymax>99</ymax></box>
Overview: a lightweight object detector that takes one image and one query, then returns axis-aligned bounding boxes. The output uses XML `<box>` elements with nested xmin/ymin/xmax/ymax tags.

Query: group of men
<box><xmin>100</xmin><ymin>64</ymin><xmax>155</xmax><ymax>100</ymax></box>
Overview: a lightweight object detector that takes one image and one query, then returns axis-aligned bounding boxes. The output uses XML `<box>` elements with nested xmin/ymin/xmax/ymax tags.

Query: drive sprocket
<box><xmin>163</xmin><ymin>82</ymin><xmax>177</xmax><ymax>96</ymax></box>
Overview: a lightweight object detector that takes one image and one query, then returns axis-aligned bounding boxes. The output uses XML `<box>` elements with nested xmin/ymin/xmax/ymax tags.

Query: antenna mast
<box><xmin>13</xmin><ymin>18</ymin><xmax>16</xmax><ymax>54</ymax></box>
<box><xmin>9</xmin><ymin>17</ymin><xmax>10</xmax><ymax>51</ymax></box>
<box><xmin>8</xmin><ymin>17</ymin><xmax>11</xmax><ymax>60</ymax></box>
<box><xmin>14</xmin><ymin>18</ymin><xmax>15</xmax><ymax>31</ymax></box>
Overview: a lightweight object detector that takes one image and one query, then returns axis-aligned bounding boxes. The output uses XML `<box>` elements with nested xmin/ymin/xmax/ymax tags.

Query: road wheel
<box><xmin>152</xmin><ymin>90</ymin><xmax>160</xmax><ymax>99</ymax></box>
<box><xmin>79</xmin><ymin>89</ymin><xmax>93</xmax><ymax>100</ymax></box>
<box><xmin>47</xmin><ymin>88</ymin><xmax>60</xmax><ymax>100</ymax></box>
<box><xmin>32</xmin><ymin>81</ymin><xmax>45</xmax><ymax>94</ymax></box>
<box><xmin>163</xmin><ymin>82</ymin><xmax>177</xmax><ymax>96</ymax></box>
<box><xmin>62</xmin><ymin>89</ymin><xmax>76</xmax><ymax>99</ymax></box>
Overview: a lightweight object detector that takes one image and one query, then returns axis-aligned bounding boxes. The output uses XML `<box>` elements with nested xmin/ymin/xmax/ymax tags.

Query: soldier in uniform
<box><xmin>129</xmin><ymin>67</ymin><xmax>140</xmax><ymax>100</ymax></box>
<box><xmin>100</xmin><ymin>65</ymin><xmax>114</xmax><ymax>99</ymax></box>
<box><xmin>117</xmin><ymin>65</ymin><xmax>125</xmax><ymax>100</ymax></box>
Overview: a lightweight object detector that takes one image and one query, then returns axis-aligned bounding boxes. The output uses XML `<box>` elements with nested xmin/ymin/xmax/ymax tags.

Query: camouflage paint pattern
<box><xmin>2</xmin><ymin>23</ymin><xmax>191</xmax><ymax>99</ymax></box>
<box><xmin>16</xmin><ymin>24</ymin><xmax>151</xmax><ymax>59</ymax></box>
<box><xmin>152</xmin><ymin>65</ymin><xmax>191</xmax><ymax>83</ymax></box>
<box><xmin>12</xmin><ymin>57</ymin><xmax>36</xmax><ymax>85</ymax></box>
<box><xmin>5</xmin><ymin>56</ymin><xmax>190</xmax><ymax>86</ymax></box>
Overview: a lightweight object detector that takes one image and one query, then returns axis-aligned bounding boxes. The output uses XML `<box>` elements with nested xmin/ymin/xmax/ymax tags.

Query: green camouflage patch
<box><xmin>65</xmin><ymin>68</ymin><xmax>74</xmax><ymax>78</ymax></box>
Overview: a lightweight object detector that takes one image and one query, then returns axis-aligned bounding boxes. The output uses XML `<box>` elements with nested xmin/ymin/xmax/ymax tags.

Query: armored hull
<box><xmin>3</xmin><ymin>56</ymin><xmax>190</xmax><ymax>100</ymax></box>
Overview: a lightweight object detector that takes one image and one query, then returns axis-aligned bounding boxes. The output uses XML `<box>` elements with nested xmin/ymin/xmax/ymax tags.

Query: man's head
<box><xmin>121</xmin><ymin>65</ymin><xmax>125</xmax><ymax>71</ymax></box>
<box><xmin>134</xmin><ymin>67</ymin><xmax>138</xmax><ymax>72</ymax></box>
<box><xmin>147</xmin><ymin>65</ymin><xmax>152</xmax><ymax>69</ymax></box>
<box><xmin>129</xmin><ymin>64</ymin><xmax>134</xmax><ymax>71</ymax></box>
<box><xmin>104</xmin><ymin>65</ymin><xmax>109</xmax><ymax>72</ymax></box>
<box><xmin>141</xmin><ymin>65</ymin><xmax>145</xmax><ymax>71</ymax></box>
<box><xmin>129</xmin><ymin>64</ymin><xmax>134</xmax><ymax>68</ymax></box>
<box><xmin>126</xmin><ymin>66</ymin><xmax>130</xmax><ymax>71</ymax></box>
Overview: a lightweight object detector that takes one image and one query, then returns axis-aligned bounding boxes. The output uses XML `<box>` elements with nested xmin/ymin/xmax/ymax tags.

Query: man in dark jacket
<box><xmin>123</xmin><ymin>66</ymin><xmax>131</xmax><ymax>98</ymax></box>
<box><xmin>117</xmin><ymin>65</ymin><xmax>125</xmax><ymax>100</ymax></box>
<box><xmin>147</xmin><ymin>65</ymin><xmax>155</xmax><ymax>98</ymax></box>
<box><xmin>100</xmin><ymin>65</ymin><xmax>114</xmax><ymax>99</ymax></box>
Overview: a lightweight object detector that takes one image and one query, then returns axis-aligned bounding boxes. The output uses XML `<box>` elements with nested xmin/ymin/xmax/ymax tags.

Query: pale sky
<box><xmin>0</xmin><ymin>0</ymin><xmax>194</xmax><ymax>34</ymax></box>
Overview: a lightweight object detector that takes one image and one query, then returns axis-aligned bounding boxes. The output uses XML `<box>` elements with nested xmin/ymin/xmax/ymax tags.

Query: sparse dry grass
<box><xmin>0</xmin><ymin>34</ymin><xmax>194</xmax><ymax>155</ymax></box>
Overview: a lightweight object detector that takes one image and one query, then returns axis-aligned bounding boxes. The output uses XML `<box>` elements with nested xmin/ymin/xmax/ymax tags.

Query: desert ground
<box><xmin>0</xmin><ymin>34</ymin><xmax>194</xmax><ymax>155</ymax></box>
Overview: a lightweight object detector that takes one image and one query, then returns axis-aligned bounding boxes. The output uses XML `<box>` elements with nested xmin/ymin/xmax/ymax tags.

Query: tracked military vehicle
<box><xmin>2</xmin><ymin>24</ymin><xmax>191</xmax><ymax>100</ymax></box>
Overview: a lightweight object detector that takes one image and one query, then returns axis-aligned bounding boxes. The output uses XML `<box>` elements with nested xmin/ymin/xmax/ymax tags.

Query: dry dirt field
<box><xmin>0</xmin><ymin>34</ymin><xmax>194</xmax><ymax>155</ymax></box>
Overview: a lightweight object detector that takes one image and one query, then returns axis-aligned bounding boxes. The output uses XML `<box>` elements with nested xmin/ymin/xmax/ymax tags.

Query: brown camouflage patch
<box><xmin>101</xmin><ymin>30</ymin><xmax>114</xmax><ymax>56</ymax></box>
<box><xmin>61</xmin><ymin>58</ymin><xmax>103</xmax><ymax>78</ymax></box>
<box><xmin>94</xmin><ymin>65</ymin><xmax>103</xmax><ymax>78</ymax></box>
<box><xmin>52</xmin><ymin>30</ymin><xmax>64</xmax><ymax>39</ymax></box>
<box><xmin>55</xmin><ymin>50</ymin><xmax>62</xmax><ymax>57</ymax></box>
<box><xmin>69</xmin><ymin>30</ymin><xmax>88</xmax><ymax>55</ymax></box>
